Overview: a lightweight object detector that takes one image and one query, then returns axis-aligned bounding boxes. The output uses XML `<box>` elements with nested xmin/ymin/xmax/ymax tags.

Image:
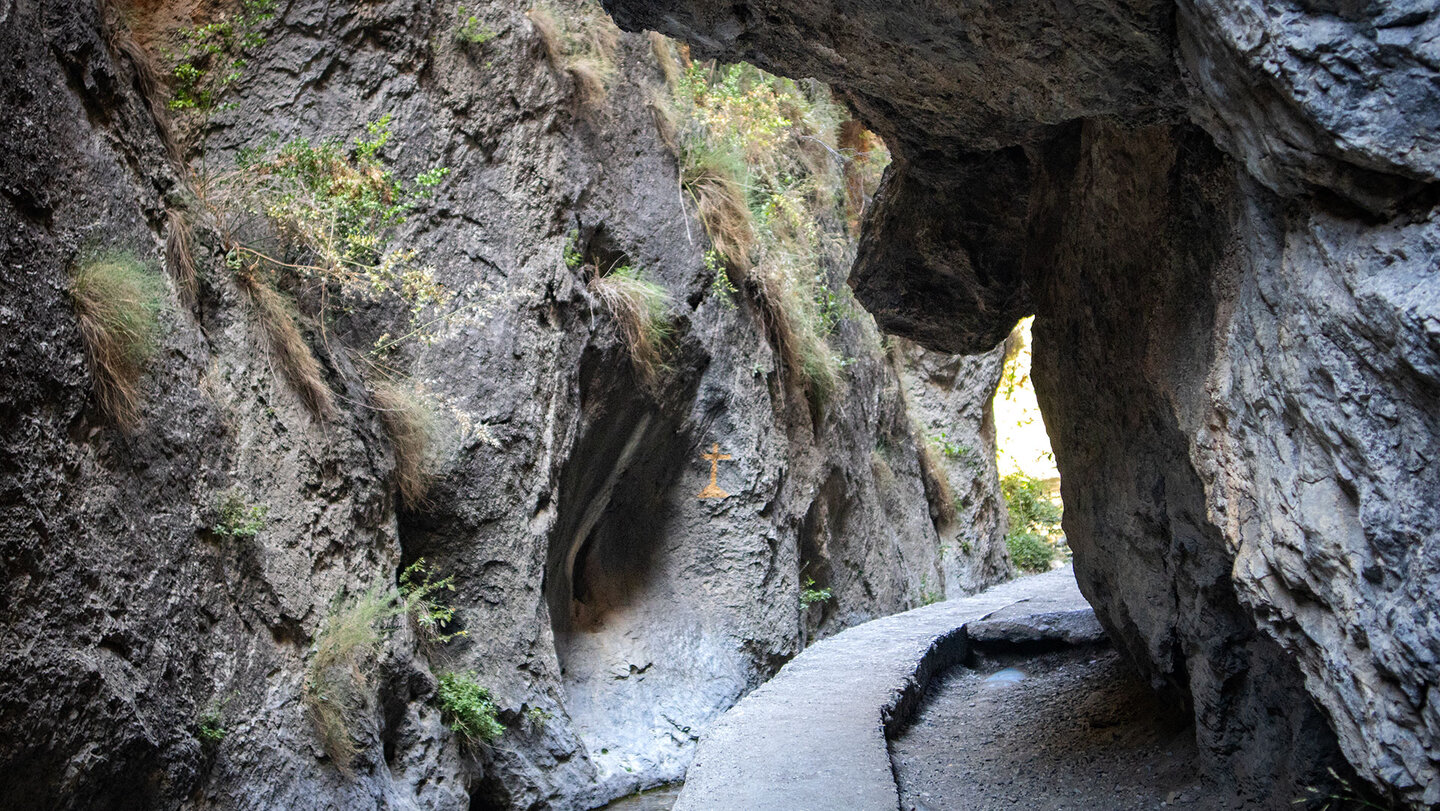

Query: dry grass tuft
<box><xmin>237</xmin><ymin>275</ymin><xmax>336</xmax><ymax>419</ymax></box>
<box><xmin>303</xmin><ymin>585</ymin><xmax>400</xmax><ymax>773</ymax></box>
<box><xmin>917</xmin><ymin>438</ymin><xmax>958</xmax><ymax>526</ymax></box>
<box><xmin>165</xmin><ymin>209</ymin><xmax>197</xmax><ymax>300</ymax></box>
<box><xmin>648</xmin><ymin>30</ymin><xmax>681</xmax><ymax>87</ymax></box>
<box><xmin>71</xmin><ymin>252</ymin><xmax>166</xmax><ymax>427</ymax></box>
<box><xmin>530</xmin><ymin>0</ymin><xmax>620</xmax><ymax>105</ymax></box>
<box><xmin>588</xmin><ymin>264</ymin><xmax>674</xmax><ymax>388</ymax></box>
<box><xmin>101</xmin><ymin>0</ymin><xmax>182</xmax><ymax>164</ymax></box>
<box><xmin>753</xmin><ymin>266</ymin><xmax>840</xmax><ymax>405</ymax></box>
<box><xmin>528</xmin><ymin>4</ymin><xmax>563</xmax><ymax>63</ymax></box>
<box><xmin>682</xmin><ymin>150</ymin><xmax>754</xmax><ymax>272</ymax></box>
<box><xmin>369</xmin><ymin>379</ymin><xmax>437</xmax><ymax>510</ymax></box>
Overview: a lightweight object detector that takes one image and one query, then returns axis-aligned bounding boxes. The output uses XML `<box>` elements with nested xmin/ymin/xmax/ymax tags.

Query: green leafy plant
<box><xmin>1002</xmin><ymin>472</ymin><xmax>1063</xmax><ymax>573</ymax></box>
<box><xmin>212</xmin><ymin>489</ymin><xmax>268</xmax><ymax>539</ymax></box>
<box><xmin>436</xmin><ymin>672</ymin><xmax>504</xmax><ymax>743</ymax></box>
<box><xmin>454</xmin><ymin>7</ymin><xmax>497</xmax><ymax>45</ymax></box>
<box><xmin>70</xmin><ymin>252</ymin><xmax>167</xmax><ymax>427</ymax></box>
<box><xmin>525</xmin><ymin>705</ymin><xmax>554</xmax><ymax>731</ymax></box>
<box><xmin>166</xmin><ymin>0</ymin><xmax>277</xmax><ymax>122</ymax></box>
<box><xmin>197</xmin><ymin>701</ymin><xmax>228</xmax><ymax>744</ymax></box>
<box><xmin>799</xmin><ymin>576</ymin><xmax>833</xmax><ymax>608</ymax></box>
<box><xmin>399</xmin><ymin>558</ymin><xmax>466</xmax><ymax>645</ymax></box>
<box><xmin>929</xmin><ymin>431</ymin><xmax>973</xmax><ymax>463</ymax></box>
<box><xmin>563</xmin><ymin>229</ymin><xmax>585</xmax><ymax>270</ymax></box>
<box><xmin>588</xmin><ymin>264</ymin><xmax>674</xmax><ymax>388</ymax></box>
<box><xmin>705</xmin><ymin>249</ymin><xmax>738</xmax><ymax>310</ymax></box>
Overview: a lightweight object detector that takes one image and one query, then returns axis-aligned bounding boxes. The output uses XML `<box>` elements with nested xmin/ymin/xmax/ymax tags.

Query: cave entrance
<box><xmin>993</xmin><ymin>317</ymin><xmax>1066</xmax><ymax>572</ymax></box>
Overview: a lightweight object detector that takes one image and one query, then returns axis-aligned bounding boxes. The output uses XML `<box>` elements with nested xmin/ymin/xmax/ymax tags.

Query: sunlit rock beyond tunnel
<box><xmin>1</xmin><ymin>0</ymin><xmax>1437</xmax><ymax>808</ymax></box>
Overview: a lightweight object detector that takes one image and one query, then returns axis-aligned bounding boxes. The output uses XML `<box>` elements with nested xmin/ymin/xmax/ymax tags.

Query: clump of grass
<box><xmin>588</xmin><ymin>264</ymin><xmax>674</xmax><ymax>388</ymax></box>
<box><xmin>70</xmin><ymin>252</ymin><xmax>167</xmax><ymax>427</ymax></box>
<box><xmin>212</xmin><ymin>488</ymin><xmax>268</xmax><ymax>539</ymax></box>
<box><xmin>305</xmin><ymin>563</ymin><xmax>466</xmax><ymax>770</ymax></box>
<box><xmin>369</xmin><ymin>379</ymin><xmax>437</xmax><ymax>509</ymax></box>
<box><xmin>529</xmin><ymin>0</ymin><xmax>619</xmax><ymax>106</ymax></box>
<box><xmin>165</xmin><ymin>209</ymin><xmax>197</xmax><ymax>300</ymax></box>
<box><xmin>1001</xmin><ymin>472</ymin><xmax>1063</xmax><ymax>573</ymax></box>
<box><xmin>236</xmin><ymin>275</ymin><xmax>336</xmax><ymax>419</ymax></box>
<box><xmin>662</xmin><ymin>52</ymin><xmax>879</xmax><ymax>407</ymax></box>
<box><xmin>303</xmin><ymin>584</ymin><xmax>402</xmax><ymax>772</ymax></box>
<box><xmin>436</xmin><ymin>672</ymin><xmax>504</xmax><ymax>744</ymax></box>
<box><xmin>917</xmin><ymin>439</ymin><xmax>957</xmax><ymax>526</ymax></box>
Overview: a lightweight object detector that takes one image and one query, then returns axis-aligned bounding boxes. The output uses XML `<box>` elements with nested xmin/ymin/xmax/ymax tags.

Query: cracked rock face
<box><xmin>0</xmin><ymin>0</ymin><xmax>1012</xmax><ymax>807</ymax></box>
<box><xmin>605</xmin><ymin>0</ymin><xmax>1440</xmax><ymax>805</ymax></box>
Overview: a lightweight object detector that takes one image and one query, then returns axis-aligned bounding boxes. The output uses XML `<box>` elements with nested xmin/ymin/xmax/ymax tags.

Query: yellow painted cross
<box><xmin>697</xmin><ymin>443</ymin><xmax>732</xmax><ymax>499</ymax></box>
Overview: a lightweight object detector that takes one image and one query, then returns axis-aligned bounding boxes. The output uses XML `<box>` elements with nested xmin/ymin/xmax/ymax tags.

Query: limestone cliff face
<box><xmin>603</xmin><ymin>0</ymin><xmax>1440</xmax><ymax>806</ymax></box>
<box><xmin>0</xmin><ymin>0</ymin><xmax>1008</xmax><ymax>808</ymax></box>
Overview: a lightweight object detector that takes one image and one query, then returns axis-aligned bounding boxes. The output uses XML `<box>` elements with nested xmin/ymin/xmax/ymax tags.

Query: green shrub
<box><xmin>1002</xmin><ymin>472</ymin><xmax>1063</xmax><ymax>573</ymax></box>
<box><xmin>212</xmin><ymin>489</ymin><xmax>268</xmax><ymax>539</ymax></box>
<box><xmin>436</xmin><ymin>672</ymin><xmax>504</xmax><ymax>743</ymax></box>
<box><xmin>70</xmin><ymin>252</ymin><xmax>167</xmax><ymax>426</ymax></box>
<box><xmin>399</xmin><ymin>558</ymin><xmax>466</xmax><ymax>645</ymax></box>
<box><xmin>224</xmin><ymin>116</ymin><xmax>449</xmax><ymax>318</ymax></box>
<box><xmin>454</xmin><ymin>7</ymin><xmax>497</xmax><ymax>45</ymax></box>
<box><xmin>197</xmin><ymin>704</ymin><xmax>228</xmax><ymax>744</ymax></box>
<box><xmin>799</xmin><ymin>576</ymin><xmax>833</xmax><ymax>608</ymax></box>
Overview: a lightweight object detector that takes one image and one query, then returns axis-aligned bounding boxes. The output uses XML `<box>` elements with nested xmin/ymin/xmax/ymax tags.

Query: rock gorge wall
<box><xmin>0</xmin><ymin>0</ymin><xmax>1011</xmax><ymax>808</ymax></box>
<box><xmin>601</xmin><ymin>0</ymin><xmax>1440</xmax><ymax>805</ymax></box>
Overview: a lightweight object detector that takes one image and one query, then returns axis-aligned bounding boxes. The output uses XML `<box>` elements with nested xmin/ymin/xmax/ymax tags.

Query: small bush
<box><xmin>70</xmin><ymin>252</ymin><xmax>167</xmax><ymax>426</ymax></box>
<box><xmin>454</xmin><ymin>7</ymin><xmax>496</xmax><ymax>45</ymax></box>
<box><xmin>197</xmin><ymin>701</ymin><xmax>228</xmax><ymax>744</ymax></box>
<box><xmin>212</xmin><ymin>489</ymin><xmax>268</xmax><ymax>539</ymax></box>
<box><xmin>799</xmin><ymin>576</ymin><xmax>833</xmax><ymax>608</ymax></box>
<box><xmin>369</xmin><ymin>380</ymin><xmax>437</xmax><ymax>509</ymax></box>
<box><xmin>588</xmin><ymin>264</ymin><xmax>674</xmax><ymax>387</ymax></box>
<box><xmin>436</xmin><ymin>672</ymin><xmax>504</xmax><ymax>743</ymax></box>
<box><xmin>1002</xmin><ymin>472</ymin><xmax>1063</xmax><ymax>573</ymax></box>
<box><xmin>399</xmin><ymin>558</ymin><xmax>466</xmax><ymax>645</ymax></box>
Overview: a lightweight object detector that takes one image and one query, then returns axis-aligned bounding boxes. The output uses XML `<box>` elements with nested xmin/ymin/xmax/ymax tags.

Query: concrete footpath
<box><xmin>673</xmin><ymin>565</ymin><xmax>1101</xmax><ymax>811</ymax></box>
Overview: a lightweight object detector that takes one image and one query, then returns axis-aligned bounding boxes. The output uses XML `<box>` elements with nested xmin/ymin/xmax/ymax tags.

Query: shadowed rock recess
<box><xmin>603</xmin><ymin>0</ymin><xmax>1440</xmax><ymax>806</ymax></box>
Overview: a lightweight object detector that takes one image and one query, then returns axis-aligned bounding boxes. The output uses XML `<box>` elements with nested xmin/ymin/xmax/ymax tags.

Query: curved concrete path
<box><xmin>673</xmin><ymin>566</ymin><xmax>1101</xmax><ymax>811</ymax></box>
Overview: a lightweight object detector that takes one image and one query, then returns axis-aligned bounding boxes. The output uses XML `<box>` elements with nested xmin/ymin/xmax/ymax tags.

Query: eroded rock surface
<box><xmin>0</xmin><ymin>0</ymin><xmax>1009</xmax><ymax>808</ymax></box>
<box><xmin>605</xmin><ymin>0</ymin><xmax>1440</xmax><ymax>805</ymax></box>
